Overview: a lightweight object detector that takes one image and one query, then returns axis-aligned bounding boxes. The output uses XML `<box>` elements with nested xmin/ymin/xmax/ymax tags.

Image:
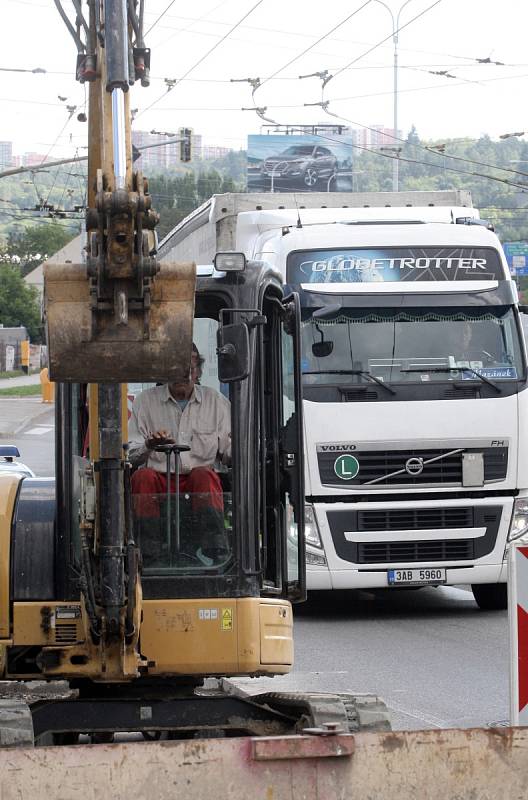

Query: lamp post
<box><xmin>372</xmin><ymin>0</ymin><xmax>415</xmax><ymax>191</ymax></box>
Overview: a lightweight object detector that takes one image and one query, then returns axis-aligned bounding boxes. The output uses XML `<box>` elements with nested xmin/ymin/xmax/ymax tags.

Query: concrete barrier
<box><xmin>1</xmin><ymin>727</ymin><xmax>528</xmax><ymax>799</ymax></box>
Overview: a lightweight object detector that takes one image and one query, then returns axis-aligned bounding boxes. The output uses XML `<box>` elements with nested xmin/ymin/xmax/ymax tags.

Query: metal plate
<box><xmin>387</xmin><ymin>568</ymin><xmax>447</xmax><ymax>586</ymax></box>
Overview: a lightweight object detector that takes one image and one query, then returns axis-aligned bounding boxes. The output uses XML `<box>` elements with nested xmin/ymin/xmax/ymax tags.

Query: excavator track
<box><xmin>0</xmin><ymin>701</ymin><xmax>34</xmax><ymax>748</ymax></box>
<box><xmin>244</xmin><ymin>691</ymin><xmax>391</xmax><ymax>734</ymax></box>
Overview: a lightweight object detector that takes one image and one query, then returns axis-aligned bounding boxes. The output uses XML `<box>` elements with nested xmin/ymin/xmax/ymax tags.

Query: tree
<box><xmin>2</xmin><ymin>223</ymin><xmax>75</xmax><ymax>277</ymax></box>
<box><xmin>0</xmin><ymin>264</ymin><xmax>42</xmax><ymax>341</ymax></box>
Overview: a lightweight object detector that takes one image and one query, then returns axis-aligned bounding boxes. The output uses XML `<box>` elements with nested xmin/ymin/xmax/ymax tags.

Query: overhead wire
<box><xmin>315</xmin><ymin>108</ymin><xmax>528</xmax><ymax>180</ymax></box>
<box><xmin>137</xmin><ymin>9</ymin><xmax>511</xmax><ymax>68</ymax></box>
<box><xmin>258</xmin><ymin>1</ymin><xmax>375</xmax><ymax>89</ymax></box>
<box><xmin>136</xmin><ymin>0</ymin><xmax>266</xmax><ymax>121</ymax></box>
<box><xmin>153</xmin><ymin>0</ymin><xmax>230</xmax><ymax>48</ymax></box>
<box><xmin>329</xmin><ymin>0</ymin><xmax>445</xmax><ymax>83</ymax></box>
<box><xmin>144</xmin><ymin>0</ymin><xmax>178</xmax><ymax>37</ymax></box>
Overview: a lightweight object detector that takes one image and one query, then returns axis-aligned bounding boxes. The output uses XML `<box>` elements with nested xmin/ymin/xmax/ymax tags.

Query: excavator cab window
<box><xmin>129</xmin><ymin>310</ymin><xmax>235</xmax><ymax>581</ymax></box>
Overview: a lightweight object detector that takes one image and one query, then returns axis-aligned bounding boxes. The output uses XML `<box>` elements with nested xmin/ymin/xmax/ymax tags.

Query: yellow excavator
<box><xmin>3</xmin><ymin>5</ymin><xmax>527</xmax><ymax>798</ymax></box>
<box><xmin>0</xmin><ymin>0</ymin><xmax>388</xmax><ymax>749</ymax></box>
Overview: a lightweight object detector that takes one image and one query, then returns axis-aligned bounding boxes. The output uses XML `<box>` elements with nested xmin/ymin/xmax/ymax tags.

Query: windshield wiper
<box><xmin>303</xmin><ymin>369</ymin><xmax>396</xmax><ymax>395</ymax></box>
<box><xmin>400</xmin><ymin>366</ymin><xmax>502</xmax><ymax>393</ymax></box>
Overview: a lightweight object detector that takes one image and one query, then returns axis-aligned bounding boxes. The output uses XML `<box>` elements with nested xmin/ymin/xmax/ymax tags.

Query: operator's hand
<box><xmin>146</xmin><ymin>430</ymin><xmax>175</xmax><ymax>450</ymax></box>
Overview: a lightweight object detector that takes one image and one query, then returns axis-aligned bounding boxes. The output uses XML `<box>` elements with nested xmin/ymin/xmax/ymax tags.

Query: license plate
<box><xmin>387</xmin><ymin>568</ymin><xmax>447</xmax><ymax>586</ymax></box>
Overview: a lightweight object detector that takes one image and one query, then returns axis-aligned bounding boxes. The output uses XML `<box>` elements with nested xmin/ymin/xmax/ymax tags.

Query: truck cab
<box><xmin>260</xmin><ymin>210</ymin><xmax>527</xmax><ymax>609</ymax></box>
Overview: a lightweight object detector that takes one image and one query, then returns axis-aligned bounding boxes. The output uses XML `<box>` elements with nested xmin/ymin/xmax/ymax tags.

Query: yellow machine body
<box><xmin>3</xmin><ymin>596</ymin><xmax>292</xmax><ymax>680</ymax></box>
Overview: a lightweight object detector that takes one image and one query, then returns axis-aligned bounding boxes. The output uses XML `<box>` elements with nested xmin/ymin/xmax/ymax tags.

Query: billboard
<box><xmin>247</xmin><ymin>134</ymin><xmax>353</xmax><ymax>193</ymax></box>
<box><xmin>503</xmin><ymin>241</ymin><xmax>528</xmax><ymax>276</ymax></box>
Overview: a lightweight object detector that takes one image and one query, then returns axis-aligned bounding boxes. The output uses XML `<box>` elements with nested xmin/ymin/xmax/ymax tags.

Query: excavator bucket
<box><xmin>44</xmin><ymin>259</ymin><xmax>196</xmax><ymax>383</ymax></box>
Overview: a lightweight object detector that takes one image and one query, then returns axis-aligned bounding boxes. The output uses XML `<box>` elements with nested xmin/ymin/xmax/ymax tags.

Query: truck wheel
<box><xmin>471</xmin><ymin>583</ymin><xmax>507</xmax><ymax>610</ymax></box>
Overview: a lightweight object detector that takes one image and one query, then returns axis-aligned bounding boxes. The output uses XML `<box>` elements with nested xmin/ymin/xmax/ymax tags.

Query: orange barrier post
<box><xmin>40</xmin><ymin>368</ymin><xmax>55</xmax><ymax>403</ymax></box>
<box><xmin>20</xmin><ymin>340</ymin><xmax>30</xmax><ymax>375</ymax></box>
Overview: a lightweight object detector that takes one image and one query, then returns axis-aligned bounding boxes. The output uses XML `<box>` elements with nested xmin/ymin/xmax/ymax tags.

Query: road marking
<box><xmin>25</xmin><ymin>426</ymin><xmax>53</xmax><ymax>436</ymax></box>
<box><xmin>388</xmin><ymin>700</ymin><xmax>449</xmax><ymax>729</ymax></box>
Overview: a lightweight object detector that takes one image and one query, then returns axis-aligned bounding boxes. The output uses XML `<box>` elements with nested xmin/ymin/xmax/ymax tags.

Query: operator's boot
<box><xmin>194</xmin><ymin>507</ymin><xmax>229</xmax><ymax>566</ymax></box>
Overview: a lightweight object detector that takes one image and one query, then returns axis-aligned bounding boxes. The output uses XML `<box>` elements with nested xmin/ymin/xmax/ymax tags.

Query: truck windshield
<box><xmin>301</xmin><ymin>306</ymin><xmax>524</xmax><ymax>385</ymax></box>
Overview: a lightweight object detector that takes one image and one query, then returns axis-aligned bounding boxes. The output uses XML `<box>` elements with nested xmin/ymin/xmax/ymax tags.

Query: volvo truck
<box><xmin>160</xmin><ymin>191</ymin><xmax>528</xmax><ymax>610</ymax></box>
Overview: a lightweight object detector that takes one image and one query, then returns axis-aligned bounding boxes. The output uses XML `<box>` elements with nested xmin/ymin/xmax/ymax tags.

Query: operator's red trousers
<box><xmin>131</xmin><ymin>467</ymin><xmax>223</xmax><ymax>518</ymax></box>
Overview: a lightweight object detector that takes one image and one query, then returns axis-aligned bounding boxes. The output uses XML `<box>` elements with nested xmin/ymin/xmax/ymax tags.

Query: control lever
<box><xmin>154</xmin><ymin>443</ymin><xmax>191</xmax><ymax>562</ymax></box>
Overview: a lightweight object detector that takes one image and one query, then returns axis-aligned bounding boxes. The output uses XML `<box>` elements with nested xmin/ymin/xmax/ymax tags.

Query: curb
<box><xmin>0</xmin><ymin>404</ymin><xmax>55</xmax><ymax>439</ymax></box>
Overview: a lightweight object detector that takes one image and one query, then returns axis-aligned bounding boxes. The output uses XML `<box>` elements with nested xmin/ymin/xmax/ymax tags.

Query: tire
<box><xmin>303</xmin><ymin>167</ymin><xmax>319</xmax><ymax>187</ymax></box>
<box><xmin>471</xmin><ymin>582</ymin><xmax>507</xmax><ymax>610</ymax></box>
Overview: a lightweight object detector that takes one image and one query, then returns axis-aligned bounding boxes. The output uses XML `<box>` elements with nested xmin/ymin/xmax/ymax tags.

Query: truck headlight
<box><xmin>509</xmin><ymin>498</ymin><xmax>528</xmax><ymax>541</ymax></box>
<box><xmin>306</xmin><ymin>551</ymin><xmax>327</xmax><ymax>566</ymax></box>
<box><xmin>305</xmin><ymin>504</ymin><xmax>322</xmax><ymax>548</ymax></box>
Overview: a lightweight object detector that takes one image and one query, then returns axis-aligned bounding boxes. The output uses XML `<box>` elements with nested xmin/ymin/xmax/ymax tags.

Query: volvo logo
<box><xmin>405</xmin><ymin>457</ymin><xmax>424</xmax><ymax>476</ymax></box>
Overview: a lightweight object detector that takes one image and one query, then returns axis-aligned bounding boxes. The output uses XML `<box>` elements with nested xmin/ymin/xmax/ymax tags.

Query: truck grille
<box><xmin>359</xmin><ymin>540</ymin><xmax>473</xmax><ymax>563</ymax></box>
<box><xmin>326</xmin><ymin>505</ymin><xmax>502</xmax><ymax>565</ymax></box>
<box><xmin>357</xmin><ymin>507</ymin><xmax>473</xmax><ymax>531</ymax></box>
<box><xmin>318</xmin><ymin>447</ymin><xmax>508</xmax><ymax>487</ymax></box>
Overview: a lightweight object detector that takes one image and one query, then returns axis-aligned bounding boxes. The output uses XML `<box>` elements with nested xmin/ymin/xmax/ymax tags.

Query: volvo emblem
<box><xmin>405</xmin><ymin>457</ymin><xmax>424</xmax><ymax>476</ymax></box>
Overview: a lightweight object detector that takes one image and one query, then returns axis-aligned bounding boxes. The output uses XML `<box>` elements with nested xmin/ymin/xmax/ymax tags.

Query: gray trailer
<box><xmin>158</xmin><ymin>190</ymin><xmax>474</xmax><ymax>264</ymax></box>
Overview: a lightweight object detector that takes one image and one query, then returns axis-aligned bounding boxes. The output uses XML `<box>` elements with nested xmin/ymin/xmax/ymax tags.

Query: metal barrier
<box><xmin>1</xmin><ymin>727</ymin><xmax>528</xmax><ymax>799</ymax></box>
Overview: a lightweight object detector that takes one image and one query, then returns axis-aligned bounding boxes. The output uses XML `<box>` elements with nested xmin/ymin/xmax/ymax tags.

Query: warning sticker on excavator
<box><xmin>221</xmin><ymin>608</ymin><xmax>233</xmax><ymax>631</ymax></box>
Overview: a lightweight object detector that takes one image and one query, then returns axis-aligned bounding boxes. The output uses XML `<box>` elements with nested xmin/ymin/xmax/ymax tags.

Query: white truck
<box><xmin>160</xmin><ymin>190</ymin><xmax>528</xmax><ymax>610</ymax></box>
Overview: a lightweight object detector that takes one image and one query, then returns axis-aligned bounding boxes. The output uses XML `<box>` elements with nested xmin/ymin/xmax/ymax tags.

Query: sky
<box><xmin>2</xmin><ymin>0</ymin><xmax>528</xmax><ymax>160</ymax></box>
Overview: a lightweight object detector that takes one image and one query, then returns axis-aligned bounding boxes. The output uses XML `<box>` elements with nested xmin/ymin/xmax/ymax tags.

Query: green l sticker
<box><xmin>334</xmin><ymin>454</ymin><xmax>359</xmax><ymax>480</ymax></box>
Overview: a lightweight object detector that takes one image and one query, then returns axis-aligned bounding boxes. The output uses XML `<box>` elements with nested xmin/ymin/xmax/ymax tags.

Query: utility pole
<box><xmin>373</xmin><ymin>0</ymin><xmax>415</xmax><ymax>191</ymax></box>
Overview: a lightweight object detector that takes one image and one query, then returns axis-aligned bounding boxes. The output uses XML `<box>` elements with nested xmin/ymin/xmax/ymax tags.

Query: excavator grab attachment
<box><xmin>45</xmin><ymin>258</ymin><xmax>195</xmax><ymax>382</ymax></box>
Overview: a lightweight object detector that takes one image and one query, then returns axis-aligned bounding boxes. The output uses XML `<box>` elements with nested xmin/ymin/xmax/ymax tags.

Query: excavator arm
<box><xmin>43</xmin><ymin>1</ymin><xmax>195</xmax><ymax>676</ymax></box>
<box><xmin>45</xmin><ymin>0</ymin><xmax>195</xmax><ymax>384</ymax></box>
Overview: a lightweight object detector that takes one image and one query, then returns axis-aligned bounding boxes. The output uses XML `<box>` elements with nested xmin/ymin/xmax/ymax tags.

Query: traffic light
<box><xmin>179</xmin><ymin>127</ymin><xmax>193</xmax><ymax>162</ymax></box>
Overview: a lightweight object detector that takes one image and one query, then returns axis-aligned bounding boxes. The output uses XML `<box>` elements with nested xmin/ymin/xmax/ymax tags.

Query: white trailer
<box><xmin>160</xmin><ymin>191</ymin><xmax>528</xmax><ymax>609</ymax></box>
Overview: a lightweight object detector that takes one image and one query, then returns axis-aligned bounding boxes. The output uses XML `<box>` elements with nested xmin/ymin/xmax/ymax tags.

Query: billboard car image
<box><xmin>247</xmin><ymin>134</ymin><xmax>353</xmax><ymax>192</ymax></box>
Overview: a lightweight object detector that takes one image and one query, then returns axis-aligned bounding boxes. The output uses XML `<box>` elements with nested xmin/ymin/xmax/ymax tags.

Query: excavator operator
<box><xmin>128</xmin><ymin>343</ymin><xmax>231</xmax><ymax>566</ymax></box>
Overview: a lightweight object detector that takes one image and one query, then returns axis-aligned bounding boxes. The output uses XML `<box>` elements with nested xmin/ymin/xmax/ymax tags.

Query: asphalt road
<box><xmin>13</xmin><ymin>415</ymin><xmax>511</xmax><ymax>732</ymax></box>
<box><xmin>12</xmin><ymin>408</ymin><xmax>55</xmax><ymax>476</ymax></box>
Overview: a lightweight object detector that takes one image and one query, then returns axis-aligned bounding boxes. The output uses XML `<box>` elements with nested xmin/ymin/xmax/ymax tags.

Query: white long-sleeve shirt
<box><xmin>128</xmin><ymin>383</ymin><xmax>231</xmax><ymax>474</ymax></box>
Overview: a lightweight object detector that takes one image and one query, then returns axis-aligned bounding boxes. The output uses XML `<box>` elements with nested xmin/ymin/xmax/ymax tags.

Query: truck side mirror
<box><xmin>217</xmin><ymin>323</ymin><xmax>250</xmax><ymax>382</ymax></box>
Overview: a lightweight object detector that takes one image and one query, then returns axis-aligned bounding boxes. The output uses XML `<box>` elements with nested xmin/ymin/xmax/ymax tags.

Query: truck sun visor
<box><xmin>286</xmin><ymin>247</ymin><xmax>505</xmax><ymax>285</ymax></box>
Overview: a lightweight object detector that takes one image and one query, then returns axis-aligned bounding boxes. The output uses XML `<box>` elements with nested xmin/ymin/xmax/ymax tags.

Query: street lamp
<box><xmin>372</xmin><ymin>0</ymin><xmax>416</xmax><ymax>191</ymax></box>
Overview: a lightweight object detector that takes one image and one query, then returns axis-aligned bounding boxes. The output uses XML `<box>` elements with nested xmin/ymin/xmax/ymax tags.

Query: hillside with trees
<box><xmin>2</xmin><ymin>133</ymin><xmax>527</xmax><ymax>251</ymax></box>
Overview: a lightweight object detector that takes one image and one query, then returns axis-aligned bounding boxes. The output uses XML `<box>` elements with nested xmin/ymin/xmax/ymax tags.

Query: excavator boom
<box><xmin>45</xmin><ymin>0</ymin><xmax>195</xmax><ymax>384</ymax></box>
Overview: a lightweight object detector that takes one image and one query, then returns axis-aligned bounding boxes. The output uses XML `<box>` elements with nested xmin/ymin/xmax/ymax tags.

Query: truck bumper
<box><xmin>307</xmin><ymin>562</ymin><xmax>508</xmax><ymax>591</ymax></box>
<box><xmin>307</xmin><ymin>495</ymin><xmax>514</xmax><ymax>591</ymax></box>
